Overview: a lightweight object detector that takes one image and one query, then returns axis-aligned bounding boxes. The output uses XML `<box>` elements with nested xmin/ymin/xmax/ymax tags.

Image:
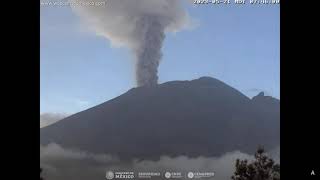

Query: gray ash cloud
<box><xmin>70</xmin><ymin>0</ymin><xmax>191</xmax><ymax>86</ymax></box>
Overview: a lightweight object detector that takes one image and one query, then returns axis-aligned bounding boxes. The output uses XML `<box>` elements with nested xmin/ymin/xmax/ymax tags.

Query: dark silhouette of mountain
<box><xmin>40</xmin><ymin>77</ymin><xmax>279</xmax><ymax>160</ymax></box>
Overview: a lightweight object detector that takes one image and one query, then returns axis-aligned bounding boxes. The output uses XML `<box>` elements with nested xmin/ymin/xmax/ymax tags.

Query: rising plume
<box><xmin>70</xmin><ymin>0</ymin><xmax>191</xmax><ymax>86</ymax></box>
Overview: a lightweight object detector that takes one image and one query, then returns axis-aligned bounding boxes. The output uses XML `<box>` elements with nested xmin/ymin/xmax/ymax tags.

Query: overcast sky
<box><xmin>41</xmin><ymin>2</ymin><xmax>279</xmax><ymax>114</ymax></box>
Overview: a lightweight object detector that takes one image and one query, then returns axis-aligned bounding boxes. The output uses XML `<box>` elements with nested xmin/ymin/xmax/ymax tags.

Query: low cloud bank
<box><xmin>40</xmin><ymin>113</ymin><xmax>68</xmax><ymax>128</ymax></box>
<box><xmin>40</xmin><ymin>143</ymin><xmax>279</xmax><ymax>180</ymax></box>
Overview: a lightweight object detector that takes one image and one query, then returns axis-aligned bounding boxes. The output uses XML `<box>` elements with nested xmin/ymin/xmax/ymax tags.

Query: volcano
<box><xmin>40</xmin><ymin>77</ymin><xmax>279</xmax><ymax>160</ymax></box>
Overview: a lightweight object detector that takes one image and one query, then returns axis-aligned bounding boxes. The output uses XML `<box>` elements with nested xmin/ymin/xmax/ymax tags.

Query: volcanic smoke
<box><xmin>70</xmin><ymin>0</ymin><xmax>190</xmax><ymax>86</ymax></box>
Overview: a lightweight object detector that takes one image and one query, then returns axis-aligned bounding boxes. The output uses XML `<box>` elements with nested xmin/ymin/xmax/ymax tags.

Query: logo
<box><xmin>188</xmin><ymin>172</ymin><xmax>215</xmax><ymax>179</ymax></box>
<box><xmin>164</xmin><ymin>172</ymin><xmax>183</xmax><ymax>179</ymax></box>
<box><xmin>105</xmin><ymin>171</ymin><xmax>135</xmax><ymax>179</ymax></box>
<box><xmin>187</xmin><ymin>172</ymin><xmax>194</xmax><ymax>179</ymax></box>
<box><xmin>138</xmin><ymin>172</ymin><xmax>161</xmax><ymax>179</ymax></box>
<box><xmin>165</xmin><ymin>172</ymin><xmax>171</xmax><ymax>179</ymax></box>
<box><xmin>106</xmin><ymin>171</ymin><xmax>114</xmax><ymax>180</ymax></box>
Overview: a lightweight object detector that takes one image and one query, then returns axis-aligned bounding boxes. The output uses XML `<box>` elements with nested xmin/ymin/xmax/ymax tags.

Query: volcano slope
<box><xmin>40</xmin><ymin>77</ymin><xmax>280</xmax><ymax>160</ymax></box>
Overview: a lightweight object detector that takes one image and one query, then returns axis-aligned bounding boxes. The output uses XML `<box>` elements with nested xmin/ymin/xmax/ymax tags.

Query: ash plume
<box><xmin>70</xmin><ymin>0</ymin><xmax>191</xmax><ymax>86</ymax></box>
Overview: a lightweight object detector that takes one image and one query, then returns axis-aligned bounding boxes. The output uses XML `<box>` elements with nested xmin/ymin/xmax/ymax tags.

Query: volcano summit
<box><xmin>40</xmin><ymin>77</ymin><xmax>279</xmax><ymax>160</ymax></box>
